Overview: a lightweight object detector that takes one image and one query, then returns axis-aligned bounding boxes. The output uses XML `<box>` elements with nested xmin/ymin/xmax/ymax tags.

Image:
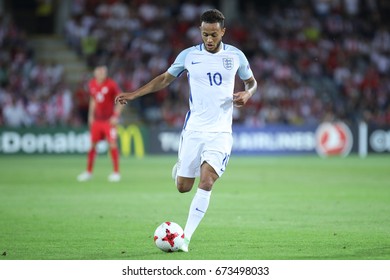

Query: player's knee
<box><xmin>198</xmin><ymin>177</ymin><xmax>216</xmax><ymax>191</ymax></box>
<box><xmin>177</xmin><ymin>182</ymin><xmax>192</xmax><ymax>193</ymax></box>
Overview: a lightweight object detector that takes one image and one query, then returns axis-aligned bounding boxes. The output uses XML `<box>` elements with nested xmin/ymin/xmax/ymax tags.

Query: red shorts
<box><xmin>90</xmin><ymin>120</ymin><xmax>117</xmax><ymax>144</ymax></box>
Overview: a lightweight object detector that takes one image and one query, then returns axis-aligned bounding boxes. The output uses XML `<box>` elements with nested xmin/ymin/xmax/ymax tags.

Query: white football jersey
<box><xmin>168</xmin><ymin>42</ymin><xmax>253</xmax><ymax>132</ymax></box>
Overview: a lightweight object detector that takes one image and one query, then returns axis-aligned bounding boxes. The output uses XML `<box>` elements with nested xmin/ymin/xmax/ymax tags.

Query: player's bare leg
<box><xmin>177</xmin><ymin>177</ymin><xmax>195</xmax><ymax>193</ymax></box>
<box><xmin>172</xmin><ymin>163</ymin><xmax>195</xmax><ymax>192</ymax></box>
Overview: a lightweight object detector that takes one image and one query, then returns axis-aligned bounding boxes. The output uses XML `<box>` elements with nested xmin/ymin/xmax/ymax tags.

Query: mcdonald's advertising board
<box><xmin>0</xmin><ymin>123</ymin><xmax>389</xmax><ymax>156</ymax></box>
<box><xmin>0</xmin><ymin>125</ymin><xmax>148</xmax><ymax>157</ymax></box>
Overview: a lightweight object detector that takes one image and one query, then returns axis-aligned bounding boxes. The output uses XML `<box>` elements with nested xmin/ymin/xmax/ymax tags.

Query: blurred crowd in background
<box><xmin>1</xmin><ymin>0</ymin><xmax>389</xmax><ymax>128</ymax></box>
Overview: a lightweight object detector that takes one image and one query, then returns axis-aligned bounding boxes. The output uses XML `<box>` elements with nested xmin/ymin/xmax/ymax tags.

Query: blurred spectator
<box><xmin>1</xmin><ymin>0</ymin><xmax>390</xmax><ymax>128</ymax></box>
<box><xmin>2</xmin><ymin>96</ymin><xmax>29</xmax><ymax>127</ymax></box>
<box><xmin>73</xmin><ymin>77</ymin><xmax>90</xmax><ymax>124</ymax></box>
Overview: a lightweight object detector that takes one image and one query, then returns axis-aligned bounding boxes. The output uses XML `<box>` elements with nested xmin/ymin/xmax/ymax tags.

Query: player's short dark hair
<box><xmin>200</xmin><ymin>9</ymin><xmax>225</xmax><ymax>28</ymax></box>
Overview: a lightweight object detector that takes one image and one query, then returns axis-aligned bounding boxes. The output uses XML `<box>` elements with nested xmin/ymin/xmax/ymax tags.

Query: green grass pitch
<box><xmin>0</xmin><ymin>154</ymin><xmax>389</xmax><ymax>260</ymax></box>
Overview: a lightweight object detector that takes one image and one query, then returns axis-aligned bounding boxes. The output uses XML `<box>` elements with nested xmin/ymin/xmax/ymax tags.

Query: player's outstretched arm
<box><xmin>115</xmin><ymin>71</ymin><xmax>176</xmax><ymax>105</ymax></box>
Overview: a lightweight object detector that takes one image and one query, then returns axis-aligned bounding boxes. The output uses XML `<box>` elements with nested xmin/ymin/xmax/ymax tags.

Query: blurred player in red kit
<box><xmin>77</xmin><ymin>65</ymin><xmax>123</xmax><ymax>182</ymax></box>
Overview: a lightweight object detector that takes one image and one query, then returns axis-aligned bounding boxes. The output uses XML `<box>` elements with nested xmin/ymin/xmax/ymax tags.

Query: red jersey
<box><xmin>88</xmin><ymin>78</ymin><xmax>121</xmax><ymax>121</ymax></box>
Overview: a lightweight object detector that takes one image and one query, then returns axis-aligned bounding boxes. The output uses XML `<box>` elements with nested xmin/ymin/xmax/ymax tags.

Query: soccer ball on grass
<box><xmin>154</xmin><ymin>222</ymin><xmax>185</xmax><ymax>252</ymax></box>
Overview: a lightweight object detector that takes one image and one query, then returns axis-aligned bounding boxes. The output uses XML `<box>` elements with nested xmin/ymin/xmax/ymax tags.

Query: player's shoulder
<box><xmin>222</xmin><ymin>43</ymin><xmax>245</xmax><ymax>55</ymax></box>
<box><xmin>193</xmin><ymin>43</ymin><xmax>204</xmax><ymax>52</ymax></box>
<box><xmin>222</xmin><ymin>43</ymin><xmax>250</xmax><ymax>64</ymax></box>
<box><xmin>174</xmin><ymin>45</ymin><xmax>202</xmax><ymax>64</ymax></box>
<box><xmin>105</xmin><ymin>78</ymin><xmax>119</xmax><ymax>86</ymax></box>
<box><xmin>88</xmin><ymin>78</ymin><xmax>97</xmax><ymax>90</ymax></box>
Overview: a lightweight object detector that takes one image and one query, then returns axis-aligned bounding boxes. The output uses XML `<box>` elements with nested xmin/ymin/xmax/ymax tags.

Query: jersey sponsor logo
<box><xmin>222</xmin><ymin>57</ymin><xmax>234</xmax><ymax>70</ymax></box>
<box><xmin>195</xmin><ymin>208</ymin><xmax>205</xmax><ymax>213</ymax></box>
<box><xmin>315</xmin><ymin>122</ymin><xmax>353</xmax><ymax>157</ymax></box>
<box><xmin>117</xmin><ymin>125</ymin><xmax>145</xmax><ymax>158</ymax></box>
<box><xmin>191</xmin><ymin>61</ymin><xmax>201</xmax><ymax>65</ymax></box>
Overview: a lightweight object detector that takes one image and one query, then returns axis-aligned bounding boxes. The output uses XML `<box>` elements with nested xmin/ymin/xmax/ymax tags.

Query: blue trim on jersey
<box><xmin>183</xmin><ymin>110</ymin><xmax>191</xmax><ymax>129</ymax></box>
<box><xmin>189</xmin><ymin>91</ymin><xmax>193</xmax><ymax>103</ymax></box>
<box><xmin>188</xmin><ymin>72</ymin><xmax>192</xmax><ymax>103</ymax></box>
<box><xmin>177</xmin><ymin>69</ymin><xmax>186</xmax><ymax>77</ymax></box>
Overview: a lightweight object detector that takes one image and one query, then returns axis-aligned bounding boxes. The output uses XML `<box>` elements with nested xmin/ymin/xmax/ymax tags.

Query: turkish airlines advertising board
<box><xmin>150</xmin><ymin>122</ymin><xmax>389</xmax><ymax>157</ymax></box>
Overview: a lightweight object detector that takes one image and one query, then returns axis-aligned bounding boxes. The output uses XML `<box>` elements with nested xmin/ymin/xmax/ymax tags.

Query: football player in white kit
<box><xmin>116</xmin><ymin>9</ymin><xmax>257</xmax><ymax>252</ymax></box>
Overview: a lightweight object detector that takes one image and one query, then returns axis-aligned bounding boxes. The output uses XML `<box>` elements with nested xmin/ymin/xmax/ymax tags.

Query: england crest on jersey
<box><xmin>222</xmin><ymin>57</ymin><xmax>234</xmax><ymax>70</ymax></box>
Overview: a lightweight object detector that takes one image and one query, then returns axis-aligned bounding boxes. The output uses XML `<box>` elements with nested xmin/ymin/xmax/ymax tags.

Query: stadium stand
<box><xmin>1</xmin><ymin>0</ymin><xmax>389</xmax><ymax>127</ymax></box>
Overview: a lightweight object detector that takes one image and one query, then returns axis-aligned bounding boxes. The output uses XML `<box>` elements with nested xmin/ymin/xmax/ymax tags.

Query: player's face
<box><xmin>94</xmin><ymin>66</ymin><xmax>108</xmax><ymax>83</ymax></box>
<box><xmin>200</xmin><ymin>22</ymin><xmax>225</xmax><ymax>53</ymax></box>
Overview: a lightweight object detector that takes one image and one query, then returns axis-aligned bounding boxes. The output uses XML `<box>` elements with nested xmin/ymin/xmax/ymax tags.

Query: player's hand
<box><xmin>233</xmin><ymin>91</ymin><xmax>251</xmax><ymax>107</ymax></box>
<box><xmin>115</xmin><ymin>93</ymin><xmax>130</xmax><ymax>105</ymax></box>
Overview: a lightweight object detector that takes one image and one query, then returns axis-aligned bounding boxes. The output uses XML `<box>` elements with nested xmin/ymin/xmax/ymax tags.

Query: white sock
<box><xmin>184</xmin><ymin>188</ymin><xmax>211</xmax><ymax>241</ymax></box>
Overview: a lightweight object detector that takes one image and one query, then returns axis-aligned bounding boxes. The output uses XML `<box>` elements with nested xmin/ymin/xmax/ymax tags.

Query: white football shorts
<box><xmin>176</xmin><ymin>130</ymin><xmax>233</xmax><ymax>178</ymax></box>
